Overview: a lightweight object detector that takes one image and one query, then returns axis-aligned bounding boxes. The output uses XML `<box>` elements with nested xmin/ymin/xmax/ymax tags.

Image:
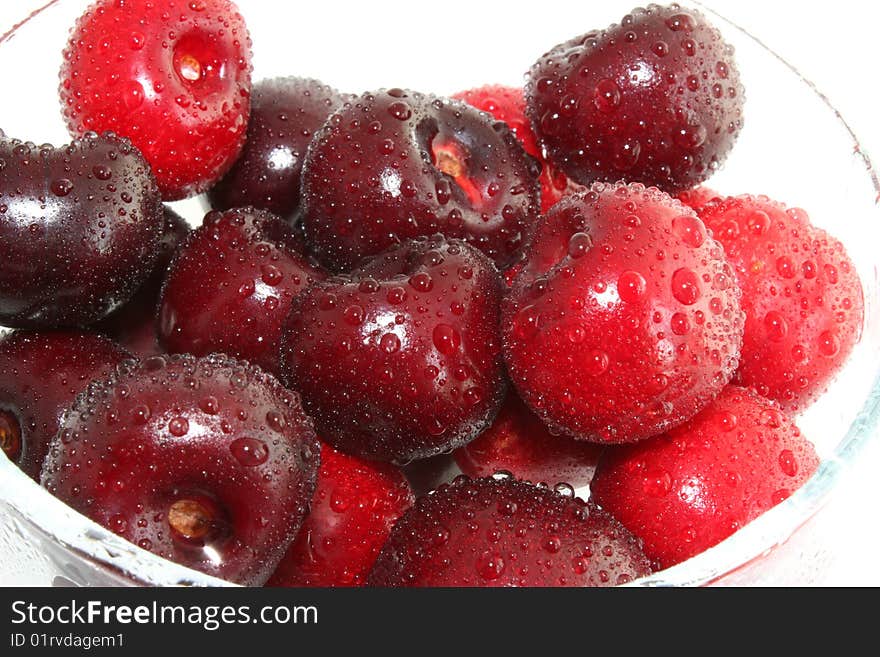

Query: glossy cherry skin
<box><xmin>267</xmin><ymin>443</ymin><xmax>414</xmax><ymax>587</ymax></box>
<box><xmin>41</xmin><ymin>353</ymin><xmax>321</xmax><ymax>586</ymax></box>
<box><xmin>159</xmin><ymin>207</ymin><xmax>327</xmax><ymax>377</ymax></box>
<box><xmin>0</xmin><ymin>331</ymin><xmax>131</xmax><ymax>480</ymax></box>
<box><xmin>300</xmin><ymin>89</ymin><xmax>541</xmax><ymax>272</ymax></box>
<box><xmin>591</xmin><ymin>386</ymin><xmax>819</xmax><ymax>569</ymax></box>
<box><xmin>59</xmin><ymin>0</ymin><xmax>253</xmax><ymax>200</ymax></box>
<box><xmin>453</xmin><ymin>84</ymin><xmax>584</xmax><ymax>213</ymax></box>
<box><xmin>698</xmin><ymin>195</ymin><xmax>864</xmax><ymax>412</ymax></box>
<box><xmin>96</xmin><ymin>207</ymin><xmax>190</xmax><ymax>357</ymax></box>
<box><xmin>453</xmin><ymin>392</ymin><xmax>603</xmax><ymax>488</ymax></box>
<box><xmin>280</xmin><ymin>235</ymin><xmax>507</xmax><ymax>463</ymax></box>
<box><xmin>0</xmin><ymin>132</ymin><xmax>164</xmax><ymax>328</ymax></box>
<box><xmin>208</xmin><ymin>77</ymin><xmax>348</xmax><ymax>223</ymax></box>
<box><xmin>526</xmin><ymin>3</ymin><xmax>744</xmax><ymax>193</ymax></box>
<box><xmin>367</xmin><ymin>475</ymin><xmax>653</xmax><ymax>587</ymax></box>
<box><xmin>502</xmin><ymin>182</ymin><xmax>744</xmax><ymax>444</ymax></box>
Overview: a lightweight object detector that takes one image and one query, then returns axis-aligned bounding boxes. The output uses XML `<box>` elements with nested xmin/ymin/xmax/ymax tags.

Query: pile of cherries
<box><xmin>0</xmin><ymin>0</ymin><xmax>864</xmax><ymax>587</ymax></box>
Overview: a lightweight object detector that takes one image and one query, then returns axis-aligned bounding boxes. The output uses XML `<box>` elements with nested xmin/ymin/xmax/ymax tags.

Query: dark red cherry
<box><xmin>367</xmin><ymin>475</ymin><xmax>653</xmax><ymax>586</ymax></box>
<box><xmin>525</xmin><ymin>4</ymin><xmax>744</xmax><ymax>193</ymax></box>
<box><xmin>280</xmin><ymin>235</ymin><xmax>507</xmax><ymax>463</ymax></box>
<box><xmin>96</xmin><ymin>207</ymin><xmax>190</xmax><ymax>357</ymax></box>
<box><xmin>41</xmin><ymin>353</ymin><xmax>321</xmax><ymax>586</ymax></box>
<box><xmin>300</xmin><ymin>89</ymin><xmax>541</xmax><ymax>272</ymax></box>
<box><xmin>0</xmin><ymin>131</ymin><xmax>164</xmax><ymax>328</ymax></box>
<box><xmin>159</xmin><ymin>207</ymin><xmax>327</xmax><ymax>377</ymax></box>
<box><xmin>0</xmin><ymin>331</ymin><xmax>131</xmax><ymax>480</ymax></box>
<box><xmin>453</xmin><ymin>392</ymin><xmax>603</xmax><ymax>488</ymax></box>
<box><xmin>208</xmin><ymin>77</ymin><xmax>348</xmax><ymax>223</ymax></box>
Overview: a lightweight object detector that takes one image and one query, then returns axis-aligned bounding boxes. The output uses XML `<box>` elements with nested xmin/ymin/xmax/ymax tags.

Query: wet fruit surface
<box><xmin>526</xmin><ymin>3</ymin><xmax>744</xmax><ymax>193</ymax></box>
<box><xmin>267</xmin><ymin>443</ymin><xmax>414</xmax><ymax>587</ymax></box>
<box><xmin>158</xmin><ymin>207</ymin><xmax>326</xmax><ymax>377</ymax></box>
<box><xmin>503</xmin><ymin>182</ymin><xmax>744</xmax><ymax>443</ymax></box>
<box><xmin>59</xmin><ymin>0</ymin><xmax>253</xmax><ymax>200</ymax></box>
<box><xmin>41</xmin><ymin>353</ymin><xmax>321</xmax><ymax>586</ymax></box>
<box><xmin>280</xmin><ymin>235</ymin><xmax>507</xmax><ymax>463</ymax></box>
<box><xmin>209</xmin><ymin>77</ymin><xmax>348</xmax><ymax>222</ymax></box>
<box><xmin>0</xmin><ymin>131</ymin><xmax>164</xmax><ymax>328</ymax></box>
<box><xmin>591</xmin><ymin>386</ymin><xmax>819</xmax><ymax>569</ymax></box>
<box><xmin>698</xmin><ymin>195</ymin><xmax>864</xmax><ymax>412</ymax></box>
<box><xmin>453</xmin><ymin>84</ymin><xmax>584</xmax><ymax>213</ymax></box>
<box><xmin>96</xmin><ymin>207</ymin><xmax>190</xmax><ymax>357</ymax></box>
<box><xmin>300</xmin><ymin>89</ymin><xmax>541</xmax><ymax>272</ymax></box>
<box><xmin>454</xmin><ymin>392</ymin><xmax>603</xmax><ymax>488</ymax></box>
<box><xmin>367</xmin><ymin>474</ymin><xmax>652</xmax><ymax>586</ymax></box>
<box><xmin>0</xmin><ymin>331</ymin><xmax>131</xmax><ymax>480</ymax></box>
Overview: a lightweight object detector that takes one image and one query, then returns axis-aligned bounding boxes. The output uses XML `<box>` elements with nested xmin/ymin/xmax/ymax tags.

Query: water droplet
<box><xmin>672</xmin><ymin>214</ymin><xmax>705</xmax><ymax>247</ymax></box>
<box><xmin>585</xmin><ymin>350</ymin><xmax>609</xmax><ymax>376</ymax></box>
<box><xmin>666</xmin><ymin>12</ymin><xmax>696</xmax><ymax>31</ymax></box>
<box><xmin>408</xmin><ymin>272</ymin><xmax>433</xmax><ymax>292</ymax></box>
<box><xmin>617</xmin><ymin>271</ymin><xmax>647</xmax><ymax>303</ymax></box>
<box><xmin>818</xmin><ymin>331</ymin><xmax>840</xmax><ymax>357</ymax></box>
<box><xmin>380</xmin><ymin>333</ymin><xmax>401</xmax><ymax>354</ymax></box>
<box><xmin>168</xmin><ymin>417</ymin><xmax>189</xmax><ymax>437</ymax></box>
<box><xmin>747</xmin><ymin>211</ymin><xmax>770</xmax><ymax>236</ymax></box>
<box><xmin>652</xmin><ymin>41</ymin><xmax>669</xmax><ymax>57</ymax></box>
<box><xmin>92</xmin><ymin>164</ymin><xmax>112</xmax><ymax>180</ymax></box>
<box><xmin>778</xmin><ymin>449</ymin><xmax>798</xmax><ymax>477</ymax></box>
<box><xmin>593</xmin><ymin>78</ymin><xmax>621</xmax><ymax>113</ymax></box>
<box><xmin>671</xmin><ymin>268</ymin><xmax>700</xmax><ymax>305</ymax></box>
<box><xmin>343</xmin><ymin>305</ymin><xmax>364</xmax><ymax>325</ymax></box>
<box><xmin>51</xmin><ymin>179</ymin><xmax>74</xmax><ymax>197</ymax></box>
<box><xmin>387</xmin><ymin>101</ymin><xmax>412</xmax><ymax>121</ymax></box>
<box><xmin>513</xmin><ymin>305</ymin><xmax>541</xmax><ymax>339</ymax></box>
<box><xmin>671</xmin><ymin>312</ymin><xmax>690</xmax><ymax>335</ymax></box>
<box><xmin>199</xmin><ymin>396</ymin><xmax>219</xmax><ymax>415</ymax></box>
<box><xmin>230</xmin><ymin>437</ymin><xmax>269</xmax><ymax>466</ymax></box>
<box><xmin>775</xmin><ymin>256</ymin><xmax>795</xmax><ymax>279</ymax></box>
<box><xmin>266</xmin><ymin>410</ymin><xmax>286</xmax><ymax>432</ymax></box>
<box><xmin>567</xmin><ymin>232</ymin><xmax>592</xmax><ymax>259</ymax></box>
<box><xmin>763</xmin><ymin>311</ymin><xmax>788</xmax><ymax>341</ymax></box>
<box><xmin>123</xmin><ymin>80</ymin><xmax>144</xmax><ymax>110</ymax></box>
<box><xmin>386</xmin><ymin>286</ymin><xmax>406</xmax><ymax>304</ymax></box>
<box><xmin>476</xmin><ymin>550</ymin><xmax>506</xmax><ymax>581</ymax></box>
<box><xmin>261</xmin><ymin>264</ymin><xmax>283</xmax><ymax>286</ymax></box>
<box><xmin>433</xmin><ymin>324</ymin><xmax>461</xmax><ymax>355</ymax></box>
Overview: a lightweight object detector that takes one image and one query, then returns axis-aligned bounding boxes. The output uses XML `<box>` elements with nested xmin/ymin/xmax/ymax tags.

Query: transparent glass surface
<box><xmin>0</xmin><ymin>0</ymin><xmax>877</xmax><ymax>586</ymax></box>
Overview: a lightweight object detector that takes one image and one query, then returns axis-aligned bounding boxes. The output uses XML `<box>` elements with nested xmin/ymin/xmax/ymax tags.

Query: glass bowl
<box><xmin>0</xmin><ymin>0</ymin><xmax>878</xmax><ymax>587</ymax></box>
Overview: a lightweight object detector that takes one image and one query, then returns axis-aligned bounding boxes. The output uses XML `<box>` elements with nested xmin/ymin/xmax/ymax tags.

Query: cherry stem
<box><xmin>168</xmin><ymin>498</ymin><xmax>215</xmax><ymax>541</ymax></box>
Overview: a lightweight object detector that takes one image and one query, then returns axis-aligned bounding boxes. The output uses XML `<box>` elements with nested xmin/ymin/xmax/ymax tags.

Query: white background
<box><xmin>0</xmin><ymin>0</ymin><xmax>878</xmax><ymax>585</ymax></box>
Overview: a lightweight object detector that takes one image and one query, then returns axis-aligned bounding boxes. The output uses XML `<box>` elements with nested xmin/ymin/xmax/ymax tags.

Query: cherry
<box><xmin>158</xmin><ymin>207</ymin><xmax>326</xmax><ymax>377</ymax></box>
<box><xmin>698</xmin><ymin>195</ymin><xmax>864</xmax><ymax>412</ymax></box>
<box><xmin>453</xmin><ymin>392</ymin><xmax>602</xmax><ymax>488</ymax></box>
<box><xmin>59</xmin><ymin>0</ymin><xmax>253</xmax><ymax>200</ymax></box>
<box><xmin>280</xmin><ymin>234</ymin><xmax>507</xmax><ymax>463</ymax></box>
<box><xmin>502</xmin><ymin>182</ymin><xmax>744</xmax><ymax>444</ymax></box>
<box><xmin>300</xmin><ymin>89</ymin><xmax>541</xmax><ymax>272</ymax></box>
<box><xmin>96</xmin><ymin>207</ymin><xmax>190</xmax><ymax>357</ymax></box>
<box><xmin>267</xmin><ymin>443</ymin><xmax>414</xmax><ymax>587</ymax></box>
<box><xmin>0</xmin><ymin>131</ymin><xmax>164</xmax><ymax>328</ymax></box>
<box><xmin>367</xmin><ymin>475</ymin><xmax>653</xmax><ymax>586</ymax></box>
<box><xmin>41</xmin><ymin>353</ymin><xmax>321</xmax><ymax>586</ymax></box>
<box><xmin>453</xmin><ymin>84</ymin><xmax>584</xmax><ymax>213</ymax></box>
<box><xmin>526</xmin><ymin>3</ymin><xmax>744</xmax><ymax>193</ymax></box>
<box><xmin>591</xmin><ymin>386</ymin><xmax>819</xmax><ymax>568</ymax></box>
<box><xmin>208</xmin><ymin>77</ymin><xmax>348</xmax><ymax>223</ymax></box>
<box><xmin>0</xmin><ymin>331</ymin><xmax>131</xmax><ymax>480</ymax></box>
